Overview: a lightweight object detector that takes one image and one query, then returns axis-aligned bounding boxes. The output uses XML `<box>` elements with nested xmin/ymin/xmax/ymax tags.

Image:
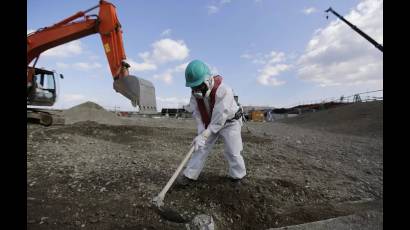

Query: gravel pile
<box><xmin>63</xmin><ymin>101</ymin><xmax>123</xmax><ymax>125</ymax></box>
<box><xmin>281</xmin><ymin>101</ymin><xmax>383</xmax><ymax>138</ymax></box>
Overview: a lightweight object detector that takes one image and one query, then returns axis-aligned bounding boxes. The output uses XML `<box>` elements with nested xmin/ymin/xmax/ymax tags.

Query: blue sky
<box><xmin>28</xmin><ymin>0</ymin><xmax>383</xmax><ymax>111</ymax></box>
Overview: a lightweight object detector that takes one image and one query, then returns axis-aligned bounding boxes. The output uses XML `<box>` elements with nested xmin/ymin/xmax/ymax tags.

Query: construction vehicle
<box><xmin>325</xmin><ymin>7</ymin><xmax>383</xmax><ymax>52</ymax></box>
<box><xmin>249</xmin><ymin>110</ymin><xmax>265</xmax><ymax>122</ymax></box>
<box><xmin>27</xmin><ymin>0</ymin><xmax>157</xmax><ymax>125</ymax></box>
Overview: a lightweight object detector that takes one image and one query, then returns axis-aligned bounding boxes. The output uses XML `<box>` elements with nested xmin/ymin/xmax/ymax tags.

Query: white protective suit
<box><xmin>183</xmin><ymin>80</ymin><xmax>247</xmax><ymax>180</ymax></box>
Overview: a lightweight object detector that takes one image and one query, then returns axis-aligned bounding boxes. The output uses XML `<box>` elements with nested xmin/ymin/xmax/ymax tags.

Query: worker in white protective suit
<box><xmin>178</xmin><ymin>59</ymin><xmax>246</xmax><ymax>185</ymax></box>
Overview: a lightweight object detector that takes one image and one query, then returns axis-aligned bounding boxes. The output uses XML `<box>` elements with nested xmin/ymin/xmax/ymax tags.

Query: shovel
<box><xmin>151</xmin><ymin>146</ymin><xmax>196</xmax><ymax>223</ymax></box>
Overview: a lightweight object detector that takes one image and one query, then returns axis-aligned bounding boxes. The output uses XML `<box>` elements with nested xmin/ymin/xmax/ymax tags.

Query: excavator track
<box><xmin>27</xmin><ymin>108</ymin><xmax>65</xmax><ymax>126</ymax></box>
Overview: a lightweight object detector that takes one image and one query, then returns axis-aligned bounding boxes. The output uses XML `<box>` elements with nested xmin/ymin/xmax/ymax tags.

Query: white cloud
<box><xmin>42</xmin><ymin>40</ymin><xmax>83</xmax><ymax>58</ymax></box>
<box><xmin>153</xmin><ymin>72</ymin><xmax>173</xmax><ymax>84</ymax></box>
<box><xmin>150</xmin><ymin>39</ymin><xmax>189</xmax><ymax>63</ymax></box>
<box><xmin>174</xmin><ymin>62</ymin><xmax>189</xmax><ymax>72</ymax></box>
<box><xmin>55</xmin><ymin>61</ymin><xmax>102</xmax><ymax>71</ymax></box>
<box><xmin>241</xmin><ymin>50</ymin><xmax>290</xmax><ymax>87</ymax></box>
<box><xmin>297</xmin><ymin>0</ymin><xmax>383</xmax><ymax>87</ymax></box>
<box><xmin>153</xmin><ymin>62</ymin><xmax>189</xmax><ymax>84</ymax></box>
<box><xmin>131</xmin><ymin>38</ymin><xmax>189</xmax><ymax>73</ymax></box>
<box><xmin>257</xmin><ymin>64</ymin><xmax>290</xmax><ymax>86</ymax></box>
<box><xmin>161</xmin><ymin>29</ymin><xmax>172</xmax><ymax>37</ymax></box>
<box><xmin>287</xmin><ymin>52</ymin><xmax>299</xmax><ymax>60</ymax></box>
<box><xmin>128</xmin><ymin>58</ymin><xmax>157</xmax><ymax>72</ymax></box>
<box><xmin>241</xmin><ymin>51</ymin><xmax>286</xmax><ymax>65</ymax></box>
<box><xmin>207</xmin><ymin>0</ymin><xmax>232</xmax><ymax>14</ymax></box>
<box><xmin>73</xmin><ymin>62</ymin><xmax>102</xmax><ymax>70</ymax></box>
<box><xmin>252</xmin><ymin>58</ymin><xmax>265</xmax><ymax>65</ymax></box>
<box><xmin>265</xmin><ymin>51</ymin><xmax>286</xmax><ymax>64</ymax></box>
<box><xmin>27</xmin><ymin>29</ymin><xmax>35</xmax><ymax>35</ymax></box>
<box><xmin>138</xmin><ymin>52</ymin><xmax>150</xmax><ymax>61</ymax></box>
<box><xmin>241</xmin><ymin>52</ymin><xmax>257</xmax><ymax>61</ymax></box>
<box><xmin>303</xmin><ymin>7</ymin><xmax>318</xmax><ymax>15</ymax></box>
<box><xmin>240</xmin><ymin>53</ymin><xmax>253</xmax><ymax>59</ymax></box>
<box><xmin>208</xmin><ymin>5</ymin><xmax>219</xmax><ymax>14</ymax></box>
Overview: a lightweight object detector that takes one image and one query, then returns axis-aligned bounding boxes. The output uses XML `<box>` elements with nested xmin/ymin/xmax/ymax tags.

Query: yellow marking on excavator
<box><xmin>104</xmin><ymin>43</ymin><xmax>111</xmax><ymax>53</ymax></box>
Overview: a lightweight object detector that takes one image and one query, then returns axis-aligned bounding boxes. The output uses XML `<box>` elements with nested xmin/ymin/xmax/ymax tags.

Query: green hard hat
<box><xmin>185</xmin><ymin>60</ymin><xmax>211</xmax><ymax>87</ymax></box>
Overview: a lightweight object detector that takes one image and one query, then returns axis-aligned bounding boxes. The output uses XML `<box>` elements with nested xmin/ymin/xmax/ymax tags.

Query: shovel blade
<box><xmin>155</xmin><ymin>206</ymin><xmax>187</xmax><ymax>223</ymax></box>
<box><xmin>152</xmin><ymin>196</ymin><xmax>187</xmax><ymax>223</ymax></box>
<box><xmin>113</xmin><ymin>75</ymin><xmax>157</xmax><ymax>113</ymax></box>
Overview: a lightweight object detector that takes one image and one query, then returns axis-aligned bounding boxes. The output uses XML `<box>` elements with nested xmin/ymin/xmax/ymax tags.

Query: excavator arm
<box><xmin>27</xmin><ymin>0</ymin><xmax>156</xmax><ymax>112</ymax></box>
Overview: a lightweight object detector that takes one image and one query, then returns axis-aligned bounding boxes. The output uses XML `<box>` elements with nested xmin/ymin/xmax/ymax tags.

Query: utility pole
<box><xmin>325</xmin><ymin>7</ymin><xmax>383</xmax><ymax>53</ymax></box>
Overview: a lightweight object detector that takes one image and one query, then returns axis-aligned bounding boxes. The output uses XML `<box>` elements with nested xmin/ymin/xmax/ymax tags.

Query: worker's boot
<box><xmin>229</xmin><ymin>177</ymin><xmax>245</xmax><ymax>188</ymax></box>
<box><xmin>230</xmin><ymin>178</ymin><xmax>241</xmax><ymax>185</ymax></box>
<box><xmin>176</xmin><ymin>175</ymin><xmax>195</xmax><ymax>186</ymax></box>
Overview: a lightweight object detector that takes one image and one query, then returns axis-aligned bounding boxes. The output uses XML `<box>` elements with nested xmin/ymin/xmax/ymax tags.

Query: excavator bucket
<box><xmin>113</xmin><ymin>75</ymin><xmax>157</xmax><ymax>113</ymax></box>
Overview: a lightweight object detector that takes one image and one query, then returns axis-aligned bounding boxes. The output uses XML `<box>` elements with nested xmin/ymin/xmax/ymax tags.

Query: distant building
<box><xmin>161</xmin><ymin>108</ymin><xmax>191</xmax><ymax>118</ymax></box>
<box><xmin>242</xmin><ymin>106</ymin><xmax>275</xmax><ymax>114</ymax></box>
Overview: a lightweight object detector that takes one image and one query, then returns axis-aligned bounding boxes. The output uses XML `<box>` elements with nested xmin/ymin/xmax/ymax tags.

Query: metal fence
<box><xmin>287</xmin><ymin>89</ymin><xmax>383</xmax><ymax>108</ymax></box>
<box><xmin>338</xmin><ymin>90</ymin><xmax>383</xmax><ymax>103</ymax></box>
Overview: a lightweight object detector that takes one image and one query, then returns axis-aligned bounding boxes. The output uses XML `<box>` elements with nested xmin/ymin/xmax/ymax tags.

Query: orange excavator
<box><xmin>27</xmin><ymin>0</ymin><xmax>157</xmax><ymax>125</ymax></box>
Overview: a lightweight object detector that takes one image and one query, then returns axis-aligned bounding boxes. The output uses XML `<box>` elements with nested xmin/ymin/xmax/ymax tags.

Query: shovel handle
<box><xmin>157</xmin><ymin>146</ymin><xmax>195</xmax><ymax>199</ymax></box>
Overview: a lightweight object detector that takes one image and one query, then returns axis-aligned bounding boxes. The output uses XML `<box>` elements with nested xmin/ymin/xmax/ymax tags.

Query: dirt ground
<box><xmin>27</xmin><ymin>102</ymin><xmax>383</xmax><ymax>230</ymax></box>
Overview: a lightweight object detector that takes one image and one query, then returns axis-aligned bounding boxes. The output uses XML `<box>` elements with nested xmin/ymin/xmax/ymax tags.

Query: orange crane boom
<box><xmin>28</xmin><ymin>1</ymin><xmax>129</xmax><ymax>78</ymax></box>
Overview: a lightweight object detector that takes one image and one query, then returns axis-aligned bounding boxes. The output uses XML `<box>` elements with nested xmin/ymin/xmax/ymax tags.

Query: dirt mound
<box><xmin>281</xmin><ymin>101</ymin><xmax>383</xmax><ymax>137</ymax></box>
<box><xmin>63</xmin><ymin>101</ymin><xmax>123</xmax><ymax>125</ymax></box>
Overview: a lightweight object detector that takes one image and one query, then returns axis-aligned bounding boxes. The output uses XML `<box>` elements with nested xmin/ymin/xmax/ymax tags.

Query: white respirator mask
<box><xmin>193</xmin><ymin>91</ymin><xmax>204</xmax><ymax>99</ymax></box>
<box><xmin>192</xmin><ymin>76</ymin><xmax>214</xmax><ymax>99</ymax></box>
<box><xmin>203</xmin><ymin>77</ymin><xmax>214</xmax><ymax>98</ymax></box>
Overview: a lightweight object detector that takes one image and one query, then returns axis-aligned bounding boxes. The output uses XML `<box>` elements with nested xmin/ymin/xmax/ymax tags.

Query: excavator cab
<box><xmin>27</xmin><ymin>67</ymin><xmax>58</xmax><ymax>106</ymax></box>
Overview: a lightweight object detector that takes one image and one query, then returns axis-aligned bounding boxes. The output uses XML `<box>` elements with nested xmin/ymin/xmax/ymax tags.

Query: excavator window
<box><xmin>35</xmin><ymin>73</ymin><xmax>55</xmax><ymax>90</ymax></box>
<box><xmin>27</xmin><ymin>68</ymin><xmax>58</xmax><ymax>106</ymax></box>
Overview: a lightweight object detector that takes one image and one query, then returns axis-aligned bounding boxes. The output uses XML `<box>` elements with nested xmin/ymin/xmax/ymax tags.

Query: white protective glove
<box><xmin>192</xmin><ymin>129</ymin><xmax>211</xmax><ymax>151</ymax></box>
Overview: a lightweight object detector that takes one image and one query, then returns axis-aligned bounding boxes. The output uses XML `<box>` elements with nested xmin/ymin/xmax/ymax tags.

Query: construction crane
<box><xmin>325</xmin><ymin>7</ymin><xmax>383</xmax><ymax>53</ymax></box>
<box><xmin>27</xmin><ymin>0</ymin><xmax>157</xmax><ymax>125</ymax></box>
